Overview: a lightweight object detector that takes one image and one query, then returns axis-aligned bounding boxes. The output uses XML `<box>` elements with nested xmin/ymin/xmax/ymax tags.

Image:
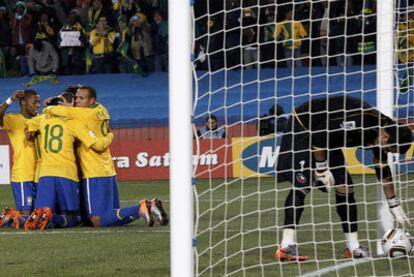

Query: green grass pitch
<box><xmin>0</xmin><ymin>181</ymin><xmax>170</xmax><ymax>277</ymax></box>
<box><xmin>195</xmin><ymin>175</ymin><xmax>414</xmax><ymax>276</ymax></box>
<box><xmin>0</xmin><ymin>176</ymin><xmax>413</xmax><ymax>276</ymax></box>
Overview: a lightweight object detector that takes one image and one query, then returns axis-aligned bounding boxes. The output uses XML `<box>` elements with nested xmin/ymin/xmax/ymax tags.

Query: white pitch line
<box><xmin>0</xmin><ymin>228</ymin><xmax>170</xmax><ymax>236</ymax></box>
<box><xmin>300</xmin><ymin>257</ymin><xmax>377</xmax><ymax>277</ymax></box>
<box><xmin>0</xmin><ymin>227</ymin><xmax>382</xmax><ymax>236</ymax></box>
<box><xmin>192</xmin><ymin>197</ymin><xmax>414</xmax><ymax>203</ymax></box>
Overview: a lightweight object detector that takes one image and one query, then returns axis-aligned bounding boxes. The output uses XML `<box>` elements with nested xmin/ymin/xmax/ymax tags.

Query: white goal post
<box><xmin>376</xmin><ymin>0</ymin><xmax>395</xmax><ymax>256</ymax></box>
<box><xmin>169</xmin><ymin>0</ymin><xmax>193</xmax><ymax>276</ymax></box>
<box><xmin>170</xmin><ymin>0</ymin><xmax>414</xmax><ymax>276</ymax></box>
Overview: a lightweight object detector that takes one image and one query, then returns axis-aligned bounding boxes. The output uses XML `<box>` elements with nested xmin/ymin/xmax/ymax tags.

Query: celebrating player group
<box><xmin>0</xmin><ymin>88</ymin><xmax>168</xmax><ymax>231</ymax></box>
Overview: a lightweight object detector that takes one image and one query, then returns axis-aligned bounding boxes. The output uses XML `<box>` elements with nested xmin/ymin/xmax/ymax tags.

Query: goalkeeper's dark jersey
<box><xmin>293</xmin><ymin>96</ymin><xmax>392</xmax><ymax>149</ymax></box>
<box><xmin>277</xmin><ymin>96</ymin><xmax>394</xmax><ymax>187</ymax></box>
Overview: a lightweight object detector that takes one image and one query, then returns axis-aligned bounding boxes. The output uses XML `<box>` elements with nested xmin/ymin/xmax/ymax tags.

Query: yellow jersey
<box><xmin>43</xmin><ymin>104</ymin><xmax>116</xmax><ymax>178</ymax></box>
<box><xmin>0</xmin><ymin>114</ymin><xmax>36</xmax><ymax>182</ymax></box>
<box><xmin>274</xmin><ymin>20</ymin><xmax>307</xmax><ymax>49</ymax></box>
<box><xmin>33</xmin><ymin>134</ymin><xmax>42</xmax><ymax>183</ymax></box>
<box><xmin>26</xmin><ymin>114</ymin><xmax>100</xmax><ymax>182</ymax></box>
<box><xmin>89</xmin><ymin>28</ymin><xmax>115</xmax><ymax>55</ymax></box>
<box><xmin>398</xmin><ymin>21</ymin><xmax>414</xmax><ymax>63</ymax></box>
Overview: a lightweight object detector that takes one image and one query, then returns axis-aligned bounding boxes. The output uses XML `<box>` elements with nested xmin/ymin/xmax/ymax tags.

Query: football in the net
<box><xmin>381</xmin><ymin>228</ymin><xmax>413</xmax><ymax>257</ymax></box>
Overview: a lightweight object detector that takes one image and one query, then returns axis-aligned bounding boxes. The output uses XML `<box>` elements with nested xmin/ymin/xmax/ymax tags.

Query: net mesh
<box><xmin>191</xmin><ymin>1</ymin><xmax>414</xmax><ymax>276</ymax></box>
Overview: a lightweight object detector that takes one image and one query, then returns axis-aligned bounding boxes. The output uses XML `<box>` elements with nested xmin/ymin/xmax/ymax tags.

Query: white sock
<box><xmin>345</xmin><ymin>232</ymin><xmax>360</xmax><ymax>251</ymax></box>
<box><xmin>281</xmin><ymin>228</ymin><xmax>296</xmax><ymax>247</ymax></box>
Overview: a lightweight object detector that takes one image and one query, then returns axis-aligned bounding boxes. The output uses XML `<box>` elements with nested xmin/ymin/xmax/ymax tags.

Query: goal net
<box><xmin>189</xmin><ymin>0</ymin><xmax>414</xmax><ymax>276</ymax></box>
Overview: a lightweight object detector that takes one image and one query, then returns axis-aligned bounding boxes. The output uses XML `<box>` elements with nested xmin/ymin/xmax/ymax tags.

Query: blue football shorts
<box><xmin>35</xmin><ymin>176</ymin><xmax>80</xmax><ymax>212</ymax></box>
<box><xmin>81</xmin><ymin>176</ymin><xmax>120</xmax><ymax>217</ymax></box>
<box><xmin>11</xmin><ymin>181</ymin><xmax>37</xmax><ymax>211</ymax></box>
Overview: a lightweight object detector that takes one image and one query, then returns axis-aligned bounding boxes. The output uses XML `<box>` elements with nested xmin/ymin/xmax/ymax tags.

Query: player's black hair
<box><xmin>48</xmin><ymin>97</ymin><xmax>60</xmax><ymax>106</ymax></box>
<box><xmin>65</xmin><ymin>85</ymin><xmax>80</xmax><ymax>96</ymax></box>
<box><xmin>61</xmin><ymin>91</ymin><xmax>74</xmax><ymax>103</ymax></box>
<box><xmin>206</xmin><ymin>114</ymin><xmax>218</xmax><ymax>122</ymax></box>
<box><xmin>384</xmin><ymin>124</ymin><xmax>413</xmax><ymax>154</ymax></box>
<box><xmin>48</xmin><ymin>92</ymin><xmax>75</xmax><ymax>106</ymax></box>
<box><xmin>78</xmin><ymin>86</ymin><xmax>97</xmax><ymax>99</ymax></box>
<box><xmin>19</xmin><ymin>90</ymin><xmax>39</xmax><ymax>106</ymax></box>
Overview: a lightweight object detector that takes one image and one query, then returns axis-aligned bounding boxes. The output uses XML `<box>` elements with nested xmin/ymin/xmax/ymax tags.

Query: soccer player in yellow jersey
<box><xmin>44</xmin><ymin>86</ymin><xmax>168</xmax><ymax>227</ymax></box>
<box><xmin>0</xmin><ymin>90</ymin><xmax>40</xmax><ymax>228</ymax></box>
<box><xmin>24</xmin><ymin>93</ymin><xmax>115</xmax><ymax>230</ymax></box>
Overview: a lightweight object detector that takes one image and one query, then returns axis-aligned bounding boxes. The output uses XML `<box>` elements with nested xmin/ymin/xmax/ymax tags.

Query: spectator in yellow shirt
<box><xmin>89</xmin><ymin>15</ymin><xmax>115</xmax><ymax>73</ymax></box>
<box><xmin>398</xmin><ymin>6</ymin><xmax>414</xmax><ymax>64</ymax></box>
<box><xmin>398</xmin><ymin>6</ymin><xmax>414</xmax><ymax>93</ymax></box>
<box><xmin>274</xmin><ymin>7</ymin><xmax>308</xmax><ymax>68</ymax></box>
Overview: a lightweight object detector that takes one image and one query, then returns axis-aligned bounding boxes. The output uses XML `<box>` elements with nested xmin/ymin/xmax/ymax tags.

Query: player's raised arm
<box><xmin>43</xmin><ymin>106</ymin><xmax>95</xmax><ymax>122</ymax></box>
<box><xmin>0</xmin><ymin>90</ymin><xmax>24</xmax><ymax>126</ymax></box>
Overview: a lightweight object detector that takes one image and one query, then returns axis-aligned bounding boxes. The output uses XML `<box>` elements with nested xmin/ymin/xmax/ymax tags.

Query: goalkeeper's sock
<box><xmin>51</xmin><ymin>214</ymin><xmax>78</xmax><ymax>228</ymax></box>
<box><xmin>284</xmin><ymin>189</ymin><xmax>306</xmax><ymax>228</ymax></box>
<box><xmin>335</xmin><ymin>192</ymin><xmax>358</xmax><ymax>233</ymax></box>
<box><xmin>281</xmin><ymin>228</ymin><xmax>297</xmax><ymax>247</ymax></box>
<box><xmin>98</xmin><ymin>206</ymin><xmax>140</xmax><ymax>227</ymax></box>
<box><xmin>345</xmin><ymin>232</ymin><xmax>360</xmax><ymax>251</ymax></box>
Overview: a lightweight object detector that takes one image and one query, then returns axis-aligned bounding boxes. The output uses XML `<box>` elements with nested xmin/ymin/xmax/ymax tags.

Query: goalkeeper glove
<box><xmin>388</xmin><ymin>197</ymin><xmax>411</xmax><ymax>226</ymax></box>
<box><xmin>314</xmin><ymin>161</ymin><xmax>335</xmax><ymax>191</ymax></box>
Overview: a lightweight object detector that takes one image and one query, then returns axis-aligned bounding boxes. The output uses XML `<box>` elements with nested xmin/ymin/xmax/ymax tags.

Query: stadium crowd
<box><xmin>0</xmin><ymin>0</ymin><xmax>168</xmax><ymax>77</ymax></box>
<box><xmin>193</xmin><ymin>0</ymin><xmax>378</xmax><ymax>70</ymax></box>
<box><xmin>0</xmin><ymin>0</ymin><xmax>412</xmax><ymax>76</ymax></box>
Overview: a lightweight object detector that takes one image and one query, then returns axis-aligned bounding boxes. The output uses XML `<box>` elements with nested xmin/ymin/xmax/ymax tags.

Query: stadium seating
<box><xmin>3</xmin><ymin>65</ymin><xmax>410</xmax><ymax>129</ymax></box>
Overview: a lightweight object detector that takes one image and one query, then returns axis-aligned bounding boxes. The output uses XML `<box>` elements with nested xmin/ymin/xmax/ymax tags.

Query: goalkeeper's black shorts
<box><xmin>276</xmin><ymin>117</ymin><xmax>353</xmax><ymax>190</ymax></box>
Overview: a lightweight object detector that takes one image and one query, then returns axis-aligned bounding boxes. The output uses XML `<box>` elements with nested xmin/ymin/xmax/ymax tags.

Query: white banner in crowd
<box><xmin>0</xmin><ymin>145</ymin><xmax>10</xmax><ymax>185</ymax></box>
<box><xmin>59</xmin><ymin>31</ymin><xmax>82</xmax><ymax>47</ymax></box>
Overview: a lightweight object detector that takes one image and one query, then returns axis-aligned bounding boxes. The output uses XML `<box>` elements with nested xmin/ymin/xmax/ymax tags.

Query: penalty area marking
<box><xmin>300</xmin><ymin>257</ymin><xmax>381</xmax><ymax>277</ymax></box>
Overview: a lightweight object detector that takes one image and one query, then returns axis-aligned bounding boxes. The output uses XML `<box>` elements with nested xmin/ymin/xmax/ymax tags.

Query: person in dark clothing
<box><xmin>10</xmin><ymin>1</ymin><xmax>32</xmax><ymax>54</ymax></box>
<box><xmin>0</xmin><ymin>5</ymin><xmax>10</xmax><ymax>49</ymax></box>
<box><xmin>151</xmin><ymin>9</ymin><xmax>168</xmax><ymax>72</ymax></box>
<box><xmin>258</xmin><ymin>104</ymin><xmax>288</xmax><ymax>136</ymax></box>
<box><xmin>274</xmin><ymin>96</ymin><xmax>413</xmax><ymax>261</ymax></box>
<box><xmin>197</xmin><ymin>114</ymin><xmax>226</xmax><ymax>139</ymax></box>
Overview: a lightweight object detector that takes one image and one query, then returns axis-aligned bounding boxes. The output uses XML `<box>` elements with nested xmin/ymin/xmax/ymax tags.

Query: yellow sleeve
<box><xmin>274</xmin><ymin>24</ymin><xmax>283</xmax><ymax>39</ymax></box>
<box><xmin>113</xmin><ymin>0</ymin><xmax>119</xmax><ymax>10</ymax></box>
<box><xmin>89</xmin><ymin>29</ymin><xmax>100</xmax><ymax>45</ymax></box>
<box><xmin>1</xmin><ymin>114</ymin><xmax>13</xmax><ymax>131</ymax></box>
<box><xmin>44</xmin><ymin>106</ymin><xmax>88</xmax><ymax>121</ymax></box>
<box><xmin>108</xmin><ymin>31</ymin><xmax>116</xmax><ymax>44</ymax></box>
<box><xmin>26</xmin><ymin>116</ymin><xmax>41</xmax><ymax>132</ymax></box>
<box><xmin>298</xmin><ymin>22</ymin><xmax>307</xmax><ymax>38</ymax></box>
<box><xmin>43</xmin><ymin>106</ymin><xmax>68</xmax><ymax>118</ymax></box>
<box><xmin>70</xmin><ymin>121</ymin><xmax>97</xmax><ymax>148</ymax></box>
<box><xmin>91</xmin><ymin>132</ymin><xmax>114</xmax><ymax>151</ymax></box>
